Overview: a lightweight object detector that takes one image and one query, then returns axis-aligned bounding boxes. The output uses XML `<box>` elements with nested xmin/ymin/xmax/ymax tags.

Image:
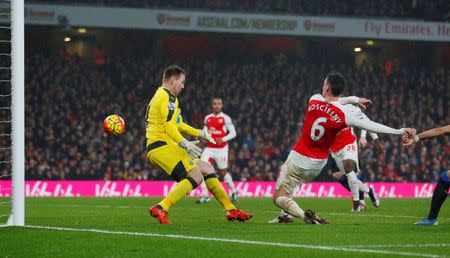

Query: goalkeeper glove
<box><xmin>199</xmin><ymin>126</ymin><xmax>216</xmax><ymax>144</ymax></box>
<box><xmin>179</xmin><ymin>139</ymin><xmax>202</xmax><ymax>159</ymax></box>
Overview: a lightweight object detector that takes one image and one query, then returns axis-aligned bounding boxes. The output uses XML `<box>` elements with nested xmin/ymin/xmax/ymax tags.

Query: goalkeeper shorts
<box><xmin>146</xmin><ymin>140</ymin><xmax>197</xmax><ymax>182</ymax></box>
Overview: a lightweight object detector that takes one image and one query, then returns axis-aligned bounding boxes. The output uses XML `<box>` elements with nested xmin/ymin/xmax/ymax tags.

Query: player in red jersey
<box><xmin>197</xmin><ymin>98</ymin><xmax>238</xmax><ymax>204</ymax></box>
<box><xmin>268</xmin><ymin>127</ymin><xmax>382</xmax><ymax>223</ymax></box>
<box><xmin>272</xmin><ymin>72</ymin><xmax>415</xmax><ymax>224</ymax></box>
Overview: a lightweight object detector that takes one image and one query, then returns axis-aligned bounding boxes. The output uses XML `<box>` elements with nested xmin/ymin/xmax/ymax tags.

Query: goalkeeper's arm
<box><xmin>178</xmin><ymin>116</ymin><xmax>200</xmax><ymax>137</ymax></box>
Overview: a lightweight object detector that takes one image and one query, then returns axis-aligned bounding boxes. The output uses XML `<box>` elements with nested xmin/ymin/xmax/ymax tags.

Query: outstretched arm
<box><xmin>344</xmin><ymin>105</ymin><xmax>415</xmax><ymax>137</ymax></box>
<box><xmin>345</xmin><ymin>108</ymin><xmax>405</xmax><ymax>135</ymax></box>
<box><xmin>403</xmin><ymin>125</ymin><xmax>450</xmax><ymax>145</ymax></box>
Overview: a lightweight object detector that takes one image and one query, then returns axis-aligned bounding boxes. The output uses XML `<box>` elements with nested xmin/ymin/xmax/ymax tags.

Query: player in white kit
<box><xmin>196</xmin><ymin>98</ymin><xmax>238</xmax><ymax>204</ymax></box>
<box><xmin>271</xmin><ymin>72</ymin><xmax>415</xmax><ymax>224</ymax></box>
<box><xmin>329</xmin><ymin>128</ymin><xmax>383</xmax><ymax>212</ymax></box>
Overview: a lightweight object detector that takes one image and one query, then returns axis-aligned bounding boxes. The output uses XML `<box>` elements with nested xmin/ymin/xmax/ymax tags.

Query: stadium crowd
<box><xmin>29</xmin><ymin>0</ymin><xmax>449</xmax><ymax>21</ymax></box>
<box><xmin>1</xmin><ymin>53</ymin><xmax>447</xmax><ymax>183</ymax></box>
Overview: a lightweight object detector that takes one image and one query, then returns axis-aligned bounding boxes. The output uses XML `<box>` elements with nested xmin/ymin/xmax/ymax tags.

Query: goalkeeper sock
<box><xmin>200</xmin><ymin>181</ymin><xmax>208</xmax><ymax>198</ymax></box>
<box><xmin>427</xmin><ymin>173</ymin><xmax>449</xmax><ymax>220</ymax></box>
<box><xmin>346</xmin><ymin>171</ymin><xmax>360</xmax><ymax>201</ymax></box>
<box><xmin>159</xmin><ymin>178</ymin><xmax>195</xmax><ymax>211</ymax></box>
<box><xmin>275</xmin><ymin>196</ymin><xmax>305</xmax><ymax>219</ymax></box>
<box><xmin>204</xmin><ymin>174</ymin><xmax>236</xmax><ymax>211</ymax></box>
<box><xmin>223</xmin><ymin>172</ymin><xmax>237</xmax><ymax>194</ymax></box>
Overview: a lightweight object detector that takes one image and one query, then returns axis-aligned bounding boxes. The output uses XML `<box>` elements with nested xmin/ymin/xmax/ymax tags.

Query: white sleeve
<box><xmin>360</xmin><ymin>114</ymin><xmax>379</xmax><ymax>140</ymax></box>
<box><xmin>369</xmin><ymin>132</ymin><xmax>379</xmax><ymax>140</ymax></box>
<box><xmin>361</xmin><ymin>128</ymin><xmax>379</xmax><ymax>140</ymax></box>
<box><xmin>310</xmin><ymin>94</ymin><xmax>325</xmax><ymax>102</ymax></box>
<box><xmin>361</xmin><ymin>129</ymin><xmax>367</xmax><ymax>138</ymax></box>
<box><xmin>344</xmin><ymin>106</ymin><xmax>404</xmax><ymax>135</ymax></box>
<box><xmin>338</xmin><ymin>96</ymin><xmax>359</xmax><ymax>105</ymax></box>
<box><xmin>222</xmin><ymin>115</ymin><xmax>236</xmax><ymax>142</ymax></box>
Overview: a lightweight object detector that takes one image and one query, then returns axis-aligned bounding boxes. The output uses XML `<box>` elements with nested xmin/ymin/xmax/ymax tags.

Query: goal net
<box><xmin>0</xmin><ymin>0</ymin><xmax>24</xmax><ymax>227</ymax></box>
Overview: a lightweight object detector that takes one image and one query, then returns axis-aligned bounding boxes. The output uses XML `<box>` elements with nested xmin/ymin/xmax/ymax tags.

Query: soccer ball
<box><xmin>103</xmin><ymin>114</ymin><xmax>125</xmax><ymax>135</ymax></box>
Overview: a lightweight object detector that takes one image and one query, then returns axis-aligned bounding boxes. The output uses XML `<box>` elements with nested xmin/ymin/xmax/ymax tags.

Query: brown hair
<box><xmin>163</xmin><ymin>65</ymin><xmax>186</xmax><ymax>82</ymax></box>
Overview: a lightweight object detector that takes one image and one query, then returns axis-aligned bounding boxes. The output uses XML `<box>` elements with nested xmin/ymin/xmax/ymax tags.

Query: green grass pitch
<box><xmin>0</xmin><ymin>197</ymin><xmax>448</xmax><ymax>257</ymax></box>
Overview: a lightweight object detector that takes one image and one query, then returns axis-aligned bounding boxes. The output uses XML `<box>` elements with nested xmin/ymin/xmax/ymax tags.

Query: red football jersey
<box><xmin>293</xmin><ymin>95</ymin><xmax>348</xmax><ymax>159</ymax></box>
<box><xmin>330</xmin><ymin>127</ymin><xmax>356</xmax><ymax>153</ymax></box>
<box><xmin>204</xmin><ymin>113</ymin><xmax>233</xmax><ymax>148</ymax></box>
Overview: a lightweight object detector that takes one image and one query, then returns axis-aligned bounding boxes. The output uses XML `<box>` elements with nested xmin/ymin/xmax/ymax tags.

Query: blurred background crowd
<box><xmin>1</xmin><ymin>53</ymin><xmax>446</xmax><ymax>182</ymax></box>
<box><xmin>0</xmin><ymin>0</ymin><xmax>448</xmax><ymax>183</ymax></box>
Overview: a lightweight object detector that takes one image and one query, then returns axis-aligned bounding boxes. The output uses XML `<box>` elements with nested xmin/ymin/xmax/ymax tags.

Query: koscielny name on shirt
<box><xmin>308</xmin><ymin>103</ymin><xmax>343</xmax><ymax>124</ymax></box>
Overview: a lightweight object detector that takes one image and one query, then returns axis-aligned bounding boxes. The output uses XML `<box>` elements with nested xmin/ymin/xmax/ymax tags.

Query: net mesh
<box><xmin>0</xmin><ymin>0</ymin><xmax>11</xmax><ymax>224</ymax></box>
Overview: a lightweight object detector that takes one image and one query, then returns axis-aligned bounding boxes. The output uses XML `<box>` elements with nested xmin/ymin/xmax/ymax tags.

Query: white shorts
<box><xmin>201</xmin><ymin>147</ymin><xmax>229</xmax><ymax>170</ymax></box>
<box><xmin>330</xmin><ymin>141</ymin><xmax>359</xmax><ymax>174</ymax></box>
<box><xmin>275</xmin><ymin>150</ymin><xmax>327</xmax><ymax>194</ymax></box>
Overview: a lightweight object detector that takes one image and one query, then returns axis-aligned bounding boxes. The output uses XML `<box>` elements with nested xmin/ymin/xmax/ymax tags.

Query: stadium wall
<box><xmin>0</xmin><ymin>181</ymin><xmax>436</xmax><ymax>198</ymax></box>
<box><xmin>0</xmin><ymin>4</ymin><xmax>449</xmax><ymax>42</ymax></box>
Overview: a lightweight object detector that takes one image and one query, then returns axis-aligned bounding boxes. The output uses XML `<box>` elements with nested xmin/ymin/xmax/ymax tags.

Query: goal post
<box><xmin>10</xmin><ymin>0</ymin><xmax>25</xmax><ymax>226</ymax></box>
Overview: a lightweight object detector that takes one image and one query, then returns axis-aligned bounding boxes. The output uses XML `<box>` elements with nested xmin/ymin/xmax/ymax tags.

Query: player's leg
<box><xmin>353</xmin><ymin>157</ymin><xmax>379</xmax><ymax>208</ymax></box>
<box><xmin>157</xmin><ymin>167</ymin><xmax>203</xmax><ymax>213</ymax></box>
<box><xmin>196</xmin><ymin>148</ymin><xmax>213</xmax><ymax>204</ymax></box>
<box><xmin>338</xmin><ymin>142</ymin><xmax>371</xmax><ymax>212</ymax></box>
<box><xmin>415</xmin><ymin>170</ymin><xmax>449</xmax><ymax>226</ymax></box>
<box><xmin>332</xmin><ymin>171</ymin><xmax>367</xmax><ymax>210</ymax></box>
<box><xmin>272</xmin><ymin>154</ymin><xmax>328</xmax><ymax>224</ymax></box>
<box><xmin>147</xmin><ymin>143</ymin><xmax>203</xmax><ymax>224</ymax></box>
<box><xmin>268</xmin><ymin>191</ymin><xmax>294</xmax><ymax>224</ymax></box>
<box><xmin>218</xmin><ymin>168</ymin><xmax>238</xmax><ymax>203</ymax></box>
<box><xmin>215</xmin><ymin>148</ymin><xmax>237</xmax><ymax>203</ymax></box>
<box><xmin>332</xmin><ymin>150</ymin><xmax>360</xmax><ymax>211</ymax></box>
<box><xmin>197</xmin><ymin>160</ymin><xmax>252</xmax><ymax>221</ymax></box>
<box><xmin>343</xmin><ymin>159</ymin><xmax>363</xmax><ymax>212</ymax></box>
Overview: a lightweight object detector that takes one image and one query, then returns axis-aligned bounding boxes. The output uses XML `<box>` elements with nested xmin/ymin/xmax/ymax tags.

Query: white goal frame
<box><xmin>9</xmin><ymin>0</ymin><xmax>25</xmax><ymax>226</ymax></box>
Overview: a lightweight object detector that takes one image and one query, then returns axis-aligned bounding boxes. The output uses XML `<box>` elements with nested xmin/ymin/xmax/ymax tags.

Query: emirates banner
<box><xmin>0</xmin><ymin>4</ymin><xmax>449</xmax><ymax>42</ymax></box>
<box><xmin>0</xmin><ymin>181</ymin><xmax>436</xmax><ymax>198</ymax></box>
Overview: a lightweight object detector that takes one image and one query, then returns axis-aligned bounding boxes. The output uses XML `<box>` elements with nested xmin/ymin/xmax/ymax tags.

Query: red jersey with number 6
<box><xmin>293</xmin><ymin>94</ymin><xmax>348</xmax><ymax>159</ymax></box>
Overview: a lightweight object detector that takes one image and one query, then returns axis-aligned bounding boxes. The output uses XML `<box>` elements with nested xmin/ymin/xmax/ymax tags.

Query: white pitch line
<box><xmin>44</xmin><ymin>204</ymin><xmax>135</xmax><ymax>209</ymax></box>
<box><xmin>344</xmin><ymin>244</ymin><xmax>450</xmax><ymax>248</ymax></box>
<box><xmin>12</xmin><ymin>225</ymin><xmax>441</xmax><ymax>258</ymax></box>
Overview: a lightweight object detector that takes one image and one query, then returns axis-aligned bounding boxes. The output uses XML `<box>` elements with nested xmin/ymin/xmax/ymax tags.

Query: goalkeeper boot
<box><xmin>414</xmin><ymin>218</ymin><xmax>438</xmax><ymax>226</ymax></box>
<box><xmin>267</xmin><ymin>215</ymin><xmax>294</xmax><ymax>224</ymax></box>
<box><xmin>368</xmin><ymin>187</ymin><xmax>380</xmax><ymax>207</ymax></box>
<box><xmin>226</xmin><ymin>209</ymin><xmax>253</xmax><ymax>222</ymax></box>
<box><xmin>149</xmin><ymin>205</ymin><xmax>172</xmax><ymax>224</ymax></box>
<box><xmin>304</xmin><ymin>210</ymin><xmax>329</xmax><ymax>224</ymax></box>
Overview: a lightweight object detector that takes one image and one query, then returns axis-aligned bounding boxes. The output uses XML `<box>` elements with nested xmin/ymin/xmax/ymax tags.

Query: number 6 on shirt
<box><xmin>311</xmin><ymin>117</ymin><xmax>327</xmax><ymax>141</ymax></box>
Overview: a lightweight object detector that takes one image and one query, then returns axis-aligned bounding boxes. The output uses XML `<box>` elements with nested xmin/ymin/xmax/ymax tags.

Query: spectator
<box><xmin>0</xmin><ymin>53</ymin><xmax>448</xmax><ymax>183</ymax></box>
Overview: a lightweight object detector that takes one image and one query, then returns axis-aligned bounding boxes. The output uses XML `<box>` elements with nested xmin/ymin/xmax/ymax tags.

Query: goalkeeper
<box><xmin>145</xmin><ymin>65</ymin><xmax>252</xmax><ymax>224</ymax></box>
